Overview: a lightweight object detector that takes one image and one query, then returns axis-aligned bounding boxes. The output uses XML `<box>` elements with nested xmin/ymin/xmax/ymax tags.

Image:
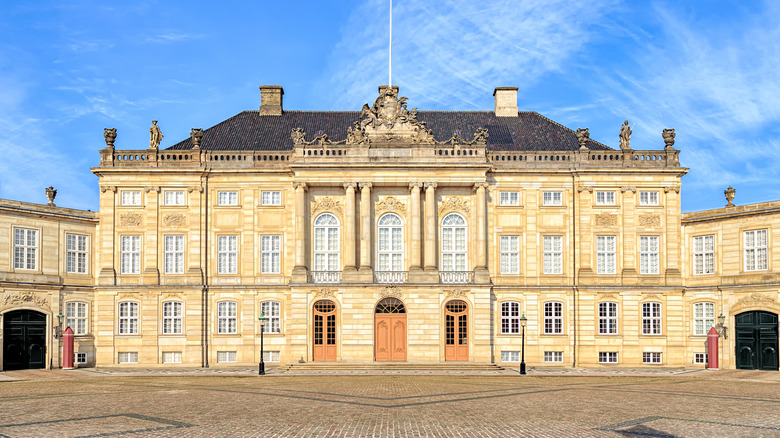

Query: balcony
<box><xmin>374</xmin><ymin>271</ymin><xmax>408</xmax><ymax>284</ymax></box>
<box><xmin>439</xmin><ymin>271</ymin><xmax>474</xmax><ymax>284</ymax></box>
<box><xmin>308</xmin><ymin>271</ymin><xmax>341</xmax><ymax>284</ymax></box>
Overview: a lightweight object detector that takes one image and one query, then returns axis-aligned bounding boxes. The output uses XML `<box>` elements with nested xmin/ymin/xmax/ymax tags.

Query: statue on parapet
<box><xmin>149</xmin><ymin>120</ymin><xmax>163</xmax><ymax>149</ymax></box>
<box><xmin>662</xmin><ymin>128</ymin><xmax>676</xmax><ymax>149</ymax></box>
<box><xmin>576</xmin><ymin>128</ymin><xmax>589</xmax><ymax>150</ymax></box>
<box><xmin>104</xmin><ymin>128</ymin><xmax>117</xmax><ymax>148</ymax></box>
<box><xmin>619</xmin><ymin>120</ymin><xmax>632</xmax><ymax>150</ymax></box>
<box><xmin>291</xmin><ymin>128</ymin><xmax>306</xmax><ymax>146</ymax></box>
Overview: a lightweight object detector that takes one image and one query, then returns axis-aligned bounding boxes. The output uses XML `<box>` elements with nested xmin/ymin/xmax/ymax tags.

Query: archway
<box><xmin>3</xmin><ymin>310</ymin><xmax>47</xmax><ymax>370</ymax></box>
<box><xmin>735</xmin><ymin>311</ymin><xmax>778</xmax><ymax>370</ymax></box>
<box><xmin>375</xmin><ymin>298</ymin><xmax>406</xmax><ymax>361</ymax></box>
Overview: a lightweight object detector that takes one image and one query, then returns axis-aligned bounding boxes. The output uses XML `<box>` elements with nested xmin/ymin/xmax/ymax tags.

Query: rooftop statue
<box><xmin>619</xmin><ymin>120</ymin><xmax>632</xmax><ymax>150</ymax></box>
<box><xmin>150</xmin><ymin>120</ymin><xmax>163</xmax><ymax>149</ymax></box>
<box><xmin>104</xmin><ymin>128</ymin><xmax>117</xmax><ymax>148</ymax></box>
<box><xmin>576</xmin><ymin>128</ymin><xmax>590</xmax><ymax>150</ymax></box>
<box><xmin>662</xmin><ymin>128</ymin><xmax>676</xmax><ymax>149</ymax></box>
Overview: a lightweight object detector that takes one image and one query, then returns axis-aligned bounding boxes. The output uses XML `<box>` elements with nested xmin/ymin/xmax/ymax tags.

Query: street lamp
<box><xmin>715</xmin><ymin>313</ymin><xmax>728</xmax><ymax>339</ymax></box>
<box><xmin>520</xmin><ymin>312</ymin><xmax>527</xmax><ymax>375</ymax></box>
<box><xmin>258</xmin><ymin>312</ymin><xmax>266</xmax><ymax>375</ymax></box>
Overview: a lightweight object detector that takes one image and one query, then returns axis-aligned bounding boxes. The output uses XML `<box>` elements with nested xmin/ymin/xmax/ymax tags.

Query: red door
<box><xmin>313</xmin><ymin>300</ymin><xmax>337</xmax><ymax>361</ymax></box>
<box><xmin>375</xmin><ymin>298</ymin><xmax>407</xmax><ymax>361</ymax></box>
<box><xmin>444</xmin><ymin>300</ymin><xmax>469</xmax><ymax>361</ymax></box>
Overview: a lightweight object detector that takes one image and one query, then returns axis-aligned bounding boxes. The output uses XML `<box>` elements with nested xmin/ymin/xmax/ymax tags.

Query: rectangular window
<box><xmin>118</xmin><ymin>352</ymin><xmax>138</xmax><ymax>364</ymax></box>
<box><xmin>499</xmin><ymin>191</ymin><xmax>520</xmax><ymax>206</ymax></box>
<box><xmin>599</xmin><ymin>352</ymin><xmax>618</xmax><ymax>363</ymax></box>
<box><xmin>693</xmin><ymin>235</ymin><xmax>715</xmax><ymax>275</ymax></box>
<box><xmin>643</xmin><ymin>352</ymin><xmax>662</xmax><ymax>364</ymax></box>
<box><xmin>13</xmin><ymin>228</ymin><xmax>37</xmax><ymax>270</ymax></box>
<box><xmin>217</xmin><ymin>235</ymin><xmax>238</xmax><ymax>274</ymax></box>
<box><xmin>598</xmin><ymin>302</ymin><xmax>618</xmax><ymax>335</ymax></box>
<box><xmin>595</xmin><ymin>191</ymin><xmax>615</xmax><ymax>205</ymax></box>
<box><xmin>162</xmin><ymin>351</ymin><xmax>182</xmax><ymax>364</ymax></box>
<box><xmin>542</xmin><ymin>191</ymin><xmax>562</xmax><ymax>206</ymax></box>
<box><xmin>217</xmin><ymin>191</ymin><xmax>238</xmax><ymax>206</ymax></box>
<box><xmin>500</xmin><ymin>351</ymin><xmax>520</xmax><ymax>362</ymax></box>
<box><xmin>693</xmin><ymin>302</ymin><xmax>715</xmax><ymax>336</ymax></box>
<box><xmin>65</xmin><ymin>302</ymin><xmax>88</xmax><ymax>335</ymax></box>
<box><xmin>544</xmin><ymin>351</ymin><xmax>564</xmax><ymax>363</ymax></box>
<box><xmin>263</xmin><ymin>351</ymin><xmax>281</xmax><ymax>362</ymax></box>
<box><xmin>500</xmin><ymin>301</ymin><xmax>521</xmax><ymax>334</ymax></box>
<box><xmin>121</xmin><ymin>191</ymin><xmax>141</xmax><ymax>206</ymax></box>
<box><xmin>694</xmin><ymin>353</ymin><xmax>708</xmax><ymax>365</ymax></box>
<box><xmin>164</xmin><ymin>235</ymin><xmax>185</xmax><ymax>274</ymax></box>
<box><xmin>639</xmin><ymin>236</ymin><xmax>659</xmax><ymax>274</ymax></box>
<box><xmin>118</xmin><ymin>302</ymin><xmax>139</xmax><ymax>335</ymax></box>
<box><xmin>544</xmin><ymin>302</ymin><xmax>563</xmax><ymax>334</ymax></box>
<box><xmin>260</xmin><ymin>235</ymin><xmax>281</xmax><ymax>274</ymax></box>
<box><xmin>75</xmin><ymin>352</ymin><xmax>87</xmax><ymax>365</ymax></box>
<box><xmin>164</xmin><ymin>190</ymin><xmax>185</xmax><ymax>206</ymax></box>
<box><xmin>120</xmin><ymin>235</ymin><xmax>141</xmax><ymax>274</ymax></box>
<box><xmin>261</xmin><ymin>191</ymin><xmax>282</xmax><ymax>206</ymax></box>
<box><xmin>500</xmin><ymin>236</ymin><xmax>520</xmax><ymax>275</ymax></box>
<box><xmin>639</xmin><ymin>191</ymin><xmax>659</xmax><ymax>206</ymax></box>
<box><xmin>66</xmin><ymin>234</ymin><xmax>88</xmax><ymax>274</ymax></box>
<box><xmin>744</xmin><ymin>229</ymin><xmax>768</xmax><ymax>271</ymax></box>
<box><xmin>260</xmin><ymin>301</ymin><xmax>281</xmax><ymax>334</ymax></box>
<box><xmin>543</xmin><ymin>236</ymin><xmax>563</xmax><ymax>274</ymax></box>
<box><xmin>596</xmin><ymin>236</ymin><xmax>616</xmax><ymax>274</ymax></box>
<box><xmin>642</xmin><ymin>302</ymin><xmax>662</xmax><ymax>335</ymax></box>
<box><xmin>217</xmin><ymin>351</ymin><xmax>237</xmax><ymax>363</ymax></box>
<box><xmin>217</xmin><ymin>301</ymin><xmax>238</xmax><ymax>334</ymax></box>
<box><xmin>162</xmin><ymin>302</ymin><xmax>183</xmax><ymax>335</ymax></box>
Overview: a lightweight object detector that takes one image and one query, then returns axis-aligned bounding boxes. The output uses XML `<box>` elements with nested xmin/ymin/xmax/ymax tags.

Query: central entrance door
<box><xmin>375</xmin><ymin>298</ymin><xmax>407</xmax><ymax>361</ymax></box>
<box><xmin>313</xmin><ymin>300</ymin><xmax>337</xmax><ymax>361</ymax></box>
<box><xmin>3</xmin><ymin>310</ymin><xmax>47</xmax><ymax>370</ymax></box>
<box><xmin>736</xmin><ymin>311</ymin><xmax>778</xmax><ymax>370</ymax></box>
<box><xmin>444</xmin><ymin>300</ymin><xmax>469</xmax><ymax>361</ymax></box>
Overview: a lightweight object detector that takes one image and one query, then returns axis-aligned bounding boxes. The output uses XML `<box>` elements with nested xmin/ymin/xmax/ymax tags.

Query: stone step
<box><xmin>277</xmin><ymin>362</ymin><xmax>504</xmax><ymax>371</ymax></box>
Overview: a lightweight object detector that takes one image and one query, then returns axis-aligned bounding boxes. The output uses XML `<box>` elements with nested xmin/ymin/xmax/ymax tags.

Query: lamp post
<box><xmin>520</xmin><ymin>312</ymin><xmax>527</xmax><ymax>375</ymax></box>
<box><xmin>53</xmin><ymin>313</ymin><xmax>63</xmax><ymax>339</ymax></box>
<box><xmin>258</xmin><ymin>312</ymin><xmax>266</xmax><ymax>375</ymax></box>
<box><xmin>715</xmin><ymin>313</ymin><xmax>728</xmax><ymax>339</ymax></box>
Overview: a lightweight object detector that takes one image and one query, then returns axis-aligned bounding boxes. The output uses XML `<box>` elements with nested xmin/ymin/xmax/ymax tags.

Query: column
<box><xmin>291</xmin><ymin>182</ymin><xmax>308</xmax><ymax>282</ymax></box>
<box><xmin>474</xmin><ymin>182</ymin><xmax>489</xmax><ymax>283</ymax></box>
<box><xmin>424</xmin><ymin>182</ymin><xmax>437</xmax><ymax>271</ymax></box>
<box><xmin>577</xmin><ymin>186</ymin><xmax>594</xmax><ymax>278</ymax></box>
<box><xmin>142</xmin><ymin>186</ymin><xmax>160</xmax><ymax>285</ymax></box>
<box><xmin>409</xmin><ymin>182</ymin><xmax>422</xmax><ymax>270</ymax></box>
<box><xmin>358</xmin><ymin>182</ymin><xmax>373</xmax><ymax>278</ymax></box>
<box><xmin>664</xmin><ymin>186</ymin><xmax>682</xmax><ymax>283</ymax></box>
<box><xmin>343</xmin><ymin>182</ymin><xmax>357</xmax><ymax>272</ymax></box>
<box><xmin>621</xmin><ymin>186</ymin><xmax>637</xmax><ymax>284</ymax></box>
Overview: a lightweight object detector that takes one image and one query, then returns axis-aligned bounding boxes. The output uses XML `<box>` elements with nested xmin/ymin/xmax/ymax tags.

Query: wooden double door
<box><xmin>445</xmin><ymin>300</ymin><xmax>469</xmax><ymax>361</ymax></box>
<box><xmin>735</xmin><ymin>311</ymin><xmax>778</xmax><ymax>370</ymax></box>
<box><xmin>313</xmin><ymin>300</ymin><xmax>337</xmax><ymax>361</ymax></box>
<box><xmin>374</xmin><ymin>298</ymin><xmax>407</xmax><ymax>361</ymax></box>
<box><xmin>3</xmin><ymin>310</ymin><xmax>46</xmax><ymax>370</ymax></box>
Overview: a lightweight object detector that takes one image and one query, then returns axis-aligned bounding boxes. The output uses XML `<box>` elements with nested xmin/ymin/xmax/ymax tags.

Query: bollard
<box><xmin>63</xmin><ymin>326</ymin><xmax>74</xmax><ymax>370</ymax></box>
<box><xmin>707</xmin><ymin>326</ymin><xmax>719</xmax><ymax>370</ymax></box>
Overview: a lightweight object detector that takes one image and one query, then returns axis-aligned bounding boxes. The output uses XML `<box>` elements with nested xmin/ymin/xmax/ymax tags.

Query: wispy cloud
<box><xmin>145</xmin><ymin>33</ymin><xmax>203</xmax><ymax>43</ymax></box>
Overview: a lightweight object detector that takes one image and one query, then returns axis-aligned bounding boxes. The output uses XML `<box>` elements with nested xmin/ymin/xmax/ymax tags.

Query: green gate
<box><xmin>735</xmin><ymin>311</ymin><xmax>778</xmax><ymax>370</ymax></box>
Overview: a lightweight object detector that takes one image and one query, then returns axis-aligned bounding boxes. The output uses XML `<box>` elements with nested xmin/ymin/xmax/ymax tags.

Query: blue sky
<box><xmin>1</xmin><ymin>1</ymin><xmax>778</xmax><ymax>212</ymax></box>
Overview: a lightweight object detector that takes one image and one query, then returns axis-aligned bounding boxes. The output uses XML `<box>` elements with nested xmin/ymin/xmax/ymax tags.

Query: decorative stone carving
<box><xmin>118</xmin><ymin>292</ymin><xmax>136</xmax><ymax>300</ymax></box>
<box><xmin>188</xmin><ymin>186</ymin><xmax>204</xmax><ymax>193</ymax></box>
<box><xmin>408</xmin><ymin>182</ymin><xmax>422</xmax><ymax>191</ymax></box>
<box><xmin>161</xmin><ymin>292</ymin><xmax>183</xmax><ymax>300</ymax></box>
<box><xmin>438</xmin><ymin>197</ymin><xmax>470</xmax><ymax>216</ymax></box>
<box><xmin>144</xmin><ymin>186</ymin><xmax>160</xmax><ymax>193</ymax></box>
<box><xmin>736</xmin><ymin>293</ymin><xmax>776</xmax><ymax>307</ymax></box>
<box><xmin>444</xmin><ymin>289</ymin><xmax>469</xmax><ymax>298</ymax></box>
<box><xmin>293</xmin><ymin>181</ymin><xmax>308</xmax><ymax>191</ymax></box>
<box><xmin>376</xmin><ymin>197</ymin><xmax>406</xmax><ymax>215</ymax></box>
<box><xmin>120</xmin><ymin>213</ymin><xmax>142</xmax><ymax>227</ymax></box>
<box><xmin>358</xmin><ymin>182</ymin><xmax>373</xmax><ymax>190</ymax></box>
<box><xmin>664</xmin><ymin>186</ymin><xmax>680</xmax><ymax>194</ymax></box>
<box><xmin>191</xmin><ymin>128</ymin><xmax>204</xmax><ymax>148</ymax></box>
<box><xmin>638</xmin><ymin>214</ymin><xmax>661</xmax><ymax>227</ymax></box>
<box><xmin>595</xmin><ymin>213</ymin><xmax>618</xmax><ymax>227</ymax></box>
<box><xmin>291</xmin><ymin>128</ymin><xmax>306</xmax><ymax>146</ymax></box>
<box><xmin>662</xmin><ymin>128</ymin><xmax>675</xmax><ymax>149</ymax></box>
<box><xmin>346</xmin><ymin>121</ymin><xmax>369</xmax><ymax>145</ymax></box>
<box><xmin>150</xmin><ymin>120</ymin><xmax>163</xmax><ymax>149</ymax></box>
<box><xmin>315</xmin><ymin>288</ymin><xmax>336</xmax><ymax>299</ymax></box>
<box><xmin>424</xmin><ymin>182</ymin><xmax>438</xmax><ymax>190</ymax></box>
<box><xmin>100</xmin><ymin>185</ymin><xmax>117</xmax><ymax>193</ymax></box>
<box><xmin>725</xmin><ymin>186</ymin><xmax>736</xmax><ymax>207</ymax></box>
<box><xmin>163</xmin><ymin>213</ymin><xmax>186</xmax><ymax>227</ymax></box>
<box><xmin>620</xmin><ymin>186</ymin><xmax>637</xmax><ymax>193</ymax></box>
<box><xmin>619</xmin><ymin>120</ymin><xmax>632</xmax><ymax>150</ymax></box>
<box><xmin>577</xmin><ymin>186</ymin><xmax>594</xmax><ymax>193</ymax></box>
<box><xmin>472</xmin><ymin>127</ymin><xmax>489</xmax><ymax>146</ymax></box>
<box><xmin>3</xmin><ymin>291</ymin><xmax>48</xmax><ymax>308</ymax></box>
<box><xmin>600</xmin><ymin>293</ymin><xmax>619</xmax><ymax>300</ymax></box>
<box><xmin>104</xmin><ymin>128</ymin><xmax>117</xmax><ymax>147</ymax></box>
<box><xmin>379</xmin><ymin>286</ymin><xmax>403</xmax><ymax>299</ymax></box>
<box><xmin>311</xmin><ymin>197</ymin><xmax>343</xmax><ymax>215</ymax></box>
<box><xmin>45</xmin><ymin>186</ymin><xmax>57</xmax><ymax>206</ymax></box>
<box><xmin>576</xmin><ymin>128</ymin><xmax>590</xmax><ymax>150</ymax></box>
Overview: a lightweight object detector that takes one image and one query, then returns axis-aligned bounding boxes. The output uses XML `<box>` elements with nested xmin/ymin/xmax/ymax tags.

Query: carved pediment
<box><xmin>376</xmin><ymin>197</ymin><xmax>406</xmax><ymax>215</ymax></box>
<box><xmin>312</xmin><ymin>197</ymin><xmax>343</xmax><ymax>215</ymax></box>
<box><xmin>736</xmin><ymin>293</ymin><xmax>776</xmax><ymax>307</ymax></box>
<box><xmin>120</xmin><ymin>212</ymin><xmax>142</xmax><ymax>227</ymax></box>
<box><xmin>438</xmin><ymin>197</ymin><xmax>470</xmax><ymax>216</ymax></box>
<box><xmin>379</xmin><ymin>286</ymin><xmax>403</xmax><ymax>299</ymax></box>
<box><xmin>314</xmin><ymin>288</ymin><xmax>336</xmax><ymax>299</ymax></box>
<box><xmin>595</xmin><ymin>213</ymin><xmax>618</xmax><ymax>227</ymax></box>
<box><xmin>3</xmin><ymin>291</ymin><xmax>48</xmax><ymax>308</ymax></box>
<box><xmin>163</xmin><ymin>213</ymin><xmax>186</xmax><ymax>227</ymax></box>
<box><xmin>638</xmin><ymin>214</ymin><xmax>661</xmax><ymax>227</ymax></box>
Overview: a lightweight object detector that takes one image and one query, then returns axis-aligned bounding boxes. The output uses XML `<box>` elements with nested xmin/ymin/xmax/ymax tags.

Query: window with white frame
<box><xmin>313</xmin><ymin>213</ymin><xmax>340</xmax><ymax>272</ymax></box>
<box><xmin>638</xmin><ymin>191</ymin><xmax>659</xmax><ymax>206</ymax></box>
<box><xmin>261</xmin><ymin>191</ymin><xmax>281</xmax><ymax>206</ymax></box>
<box><xmin>639</xmin><ymin>236</ymin><xmax>659</xmax><ymax>274</ymax></box>
<box><xmin>500</xmin><ymin>351</ymin><xmax>520</xmax><ymax>362</ymax></box>
<box><xmin>643</xmin><ymin>352</ymin><xmax>662</xmax><ymax>364</ymax></box>
<box><xmin>75</xmin><ymin>352</ymin><xmax>87</xmax><ymax>364</ymax></box>
<box><xmin>542</xmin><ymin>191</ymin><xmax>563</xmax><ymax>206</ymax></box>
<box><xmin>596</xmin><ymin>236</ymin><xmax>616</xmax><ymax>274</ymax></box>
<box><xmin>261</xmin><ymin>301</ymin><xmax>281</xmax><ymax>334</ymax></box>
<box><xmin>543</xmin><ymin>236</ymin><xmax>563</xmax><ymax>274</ymax></box>
<box><xmin>217</xmin><ymin>301</ymin><xmax>238</xmax><ymax>334</ymax></box>
<box><xmin>164</xmin><ymin>235</ymin><xmax>185</xmax><ymax>274</ymax></box>
<box><xmin>263</xmin><ymin>351</ymin><xmax>280</xmax><ymax>362</ymax></box>
<box><xmin>217</xmin><ymin>351</ymin><xmax>237</xmax><ymax>363</ymax></box>
<box><xmin>598</xmin><ymin>302</ymin><xmax>618</xmax><ymax>335</ymax></box>
<box><xmin>544</xmin><ymin>351</ymin><xmax>564</xmax><ymax>363</ymax></box>
<box><xmin>118</xmin><ymin>302</ymin><xmax>139</xmax><ymax>335</ymax></box>
<box><xmin>121</xmin><ymin>190</ymin><xmax>141</xmax><ymax>206</ymax></box>
<box><xmin>500</xmin><ymin>301</ymin><xmax>522</xmax><ymax>334</ymax></box>
<box><xmin>500</xmin><ymin>236</ymin><xmax>520</xmax><ymax>275</ymax></box>
<box><xmin>441</xmin><ymin>213</ymin><xmax>467</xmax><ymax>272</ymax></box>
<box><xmin>118</xmin><ymin>352</ymin><xmax>138</xmax><ymax>364</ymax></box>
<box><xmin>260</xmin><ymin>235</ymin><xmax>281</xmax><ymax>274</ymax></box>
<box><xmin>693</xmin><ymin>235</ymin><xmax>715</xmax><ymax>275</ymax></box>
<box><xmin>499</xmin><ymin>191</ymin><xmax>520</xmax><ymax>206</ymax></box>
<box><xmin>744</xmin><ymin>229</ymin><xmax>768</xmax><ymax>271</ymax></box>
<box><xmin>217</xmin><ymin>235</ymin><xmax>238</xmax><ymax>274</ymax></box>
<box><xmin>162</xmin><ymin>351</ymin><xmax>182</xmax><ymax>363</ymax></box>
<box><xmin>599</xmin><ymin>352</ymin><xmax>618</xmax><ymax>363</ymax></box>
<box><xmin>544</xmin><ymin>302</ymin><xmax>563</xmax><ymax>334</ymax></box>
<box><xmin>65</xmin><ymin>302</ymin><xmax>88</xmax><ymax>335</ymax></box>
<box><xmin>66</xmin><ymin>234</ymin><xmax>88</xmax><ymax>274</ymax></box>
<box><xmin>164</xmin><ymin>190</ymin><xmax>185</xmax><ymax>206</ymax></box>
<box><xmin>120</xmin><ymin>235</ymin><xmax>141</xmax><ymax>274</ymax></box>
<box><xmin>693</xmin><ymin>353</ymin><xmax>708</xmax><ymax>365</ymax></box>
<box><xmin>595</xmin><ymin>191</ymin><xmax>615</xmax><ymax>206</ymax></box>
<box><xmin>13</xmin><ymin>228</ymin><xmax>37</xmax><ymax>270</ymax></box>
<box><xmin>162</xmin><ymin>301</ymin><xmax>183</xmax><ymax>335</ymax></box>
<box><xmin>642</xmin><ymin>302</ymin><xmax>662</xmax><ymax>335</ymax></box>
<box><xmin>217</xmin><ymin>191</ymin><xmax>238</xmax><ymax>206</ymax></box>
<box><xmin>693</xmin><ymin>302</ymin><xmax>715</xmax><ymax>336</ymax></box>
<box><xmin>377</xmin><ymin>214</ymin><xmax>403</xmax><ymax>272</ymax></box>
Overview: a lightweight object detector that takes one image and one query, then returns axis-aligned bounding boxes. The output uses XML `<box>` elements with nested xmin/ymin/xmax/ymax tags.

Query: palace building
<box><xmin>1</xmin><ymin>85</ymin><xmax>778</xmax><ymax>371</ymax></box>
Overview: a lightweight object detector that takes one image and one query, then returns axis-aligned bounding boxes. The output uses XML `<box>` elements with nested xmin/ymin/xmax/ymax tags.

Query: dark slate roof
<box><xmin>167</xmin><ymin>110</ymin><xmax>612</xmax><ymax>152</ymax></box>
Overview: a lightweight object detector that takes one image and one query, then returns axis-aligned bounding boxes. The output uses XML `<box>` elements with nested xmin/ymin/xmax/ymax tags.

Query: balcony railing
<box><xmin>374</xmin><ymin>271</ymin><xmax>408</xmax><ymax>284</ymax></box>
<box><xmin>309</xmin><ymin>271</ymin><xmax>341</xmax><ymax>284</ymax></box>
<box><xmin>439</xmin><ymin>271</ymin><xmax>474</xmax><ymax>284</ymax></box>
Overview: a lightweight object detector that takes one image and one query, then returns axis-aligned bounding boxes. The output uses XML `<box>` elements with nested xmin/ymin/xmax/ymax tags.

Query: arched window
<box><xmin>500</xmin><ymin>301</ymin><xmax>521</xmax><ymax>334</ymax></box>
<box><xmin>313</xmin><ymin>213</ymin><xmax>340</xmax><ymax>273</ymax></box>
<box><xmin>441</xmin><ymin>213</ymin><xmax>467</xmax><ymax>272</ymax></box>
<box><xmin>377</xmin><ymin>213</ymin><xmax>403</xmax><ymax>274</ymax></box>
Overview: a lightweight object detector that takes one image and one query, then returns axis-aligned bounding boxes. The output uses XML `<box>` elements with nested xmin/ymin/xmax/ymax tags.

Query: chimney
<box><xmin>493</xmin><ymin>87</ymin><xmax>518</xmax><ymax>117</ymax></box>
<box><xmin>259</xmin><ymin>85</ymin><xmax>284</xmax><ymax>116</ymax></box>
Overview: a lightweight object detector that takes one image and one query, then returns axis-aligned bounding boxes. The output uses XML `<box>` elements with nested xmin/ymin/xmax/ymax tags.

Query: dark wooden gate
<box><xmin>735</xmin><ymin>311</ymin><xmax>778</xmax><ymax>370</ymax></box>
<box><xmin>3</xmin><ymin>310</ymin><xmax>47</xmax><ymax>370</ymax></box>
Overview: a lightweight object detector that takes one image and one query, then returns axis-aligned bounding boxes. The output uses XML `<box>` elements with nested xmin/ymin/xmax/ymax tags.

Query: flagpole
<box><xmin>389</xmin><ymin>0</ymin><xmax>392</xmax><ymax>87</ymax></box>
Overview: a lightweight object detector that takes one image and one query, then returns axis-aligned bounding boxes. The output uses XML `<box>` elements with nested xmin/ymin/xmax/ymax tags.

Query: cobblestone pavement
<box><xmin>0</xmin><ymin>369</ymin><xmax>778</xmax><ymax>437</ymax></box>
